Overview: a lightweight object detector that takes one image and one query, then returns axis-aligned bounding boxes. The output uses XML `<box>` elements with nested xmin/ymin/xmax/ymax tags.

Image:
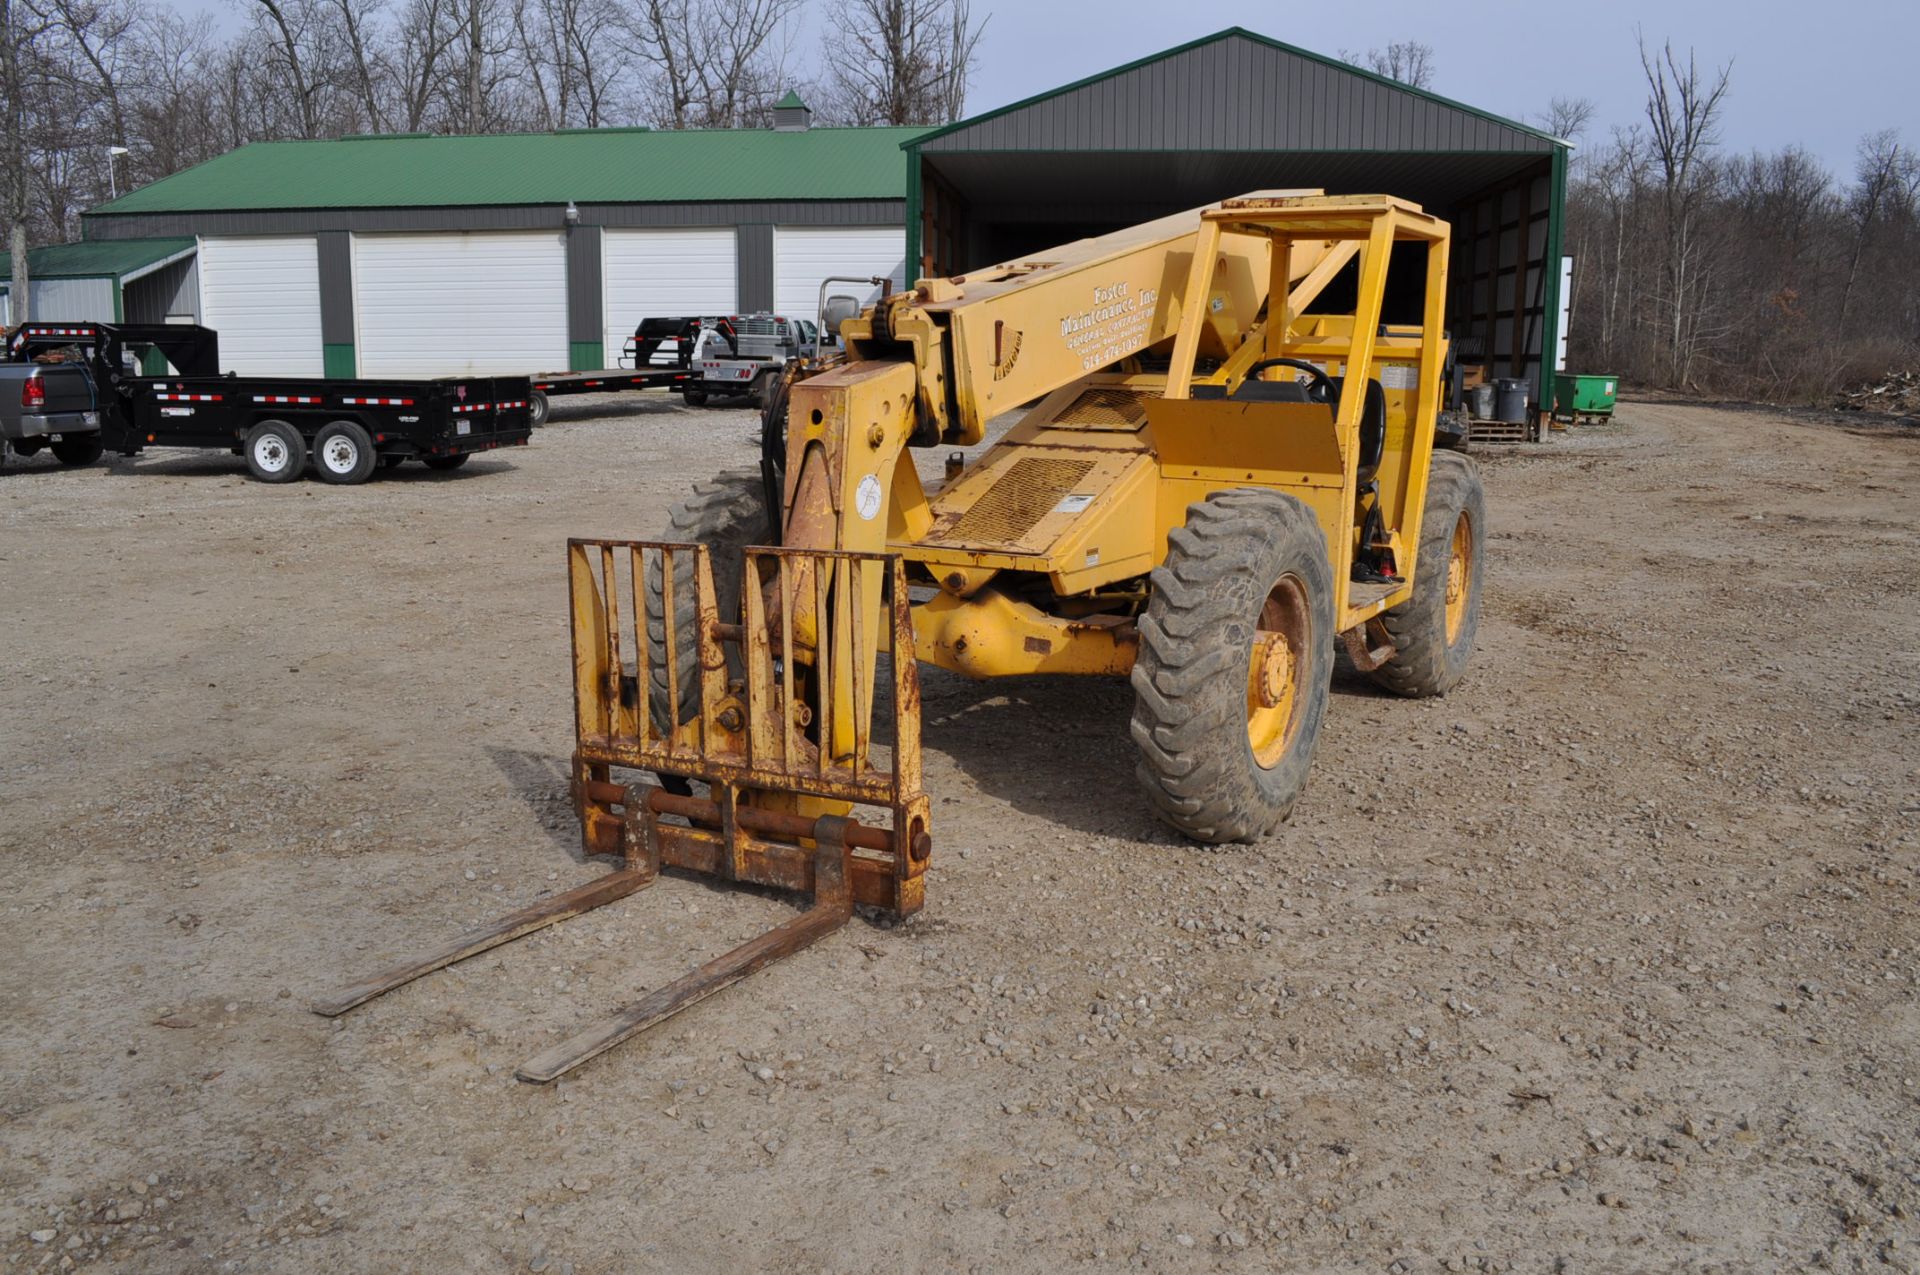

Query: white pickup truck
<box><xmin>686</xmin><ymin>313</ymin><xmax>818</xmax><ymax>409</ymax></box>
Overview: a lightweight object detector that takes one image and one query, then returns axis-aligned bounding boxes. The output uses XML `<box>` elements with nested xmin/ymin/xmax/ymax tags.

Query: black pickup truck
<box><xmin>4</xmin><ymin>322</ymin><xmax>533</xmax><ymax>484</ymax></box>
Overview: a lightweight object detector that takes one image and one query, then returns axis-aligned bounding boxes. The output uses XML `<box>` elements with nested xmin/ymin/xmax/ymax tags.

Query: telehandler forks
<box><xmin>315</xmin><ymin>540</ymin><xmax>927</xmax><ymax>1083</ymax></box>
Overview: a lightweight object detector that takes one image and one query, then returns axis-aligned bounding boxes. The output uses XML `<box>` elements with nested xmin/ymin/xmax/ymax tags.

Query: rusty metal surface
<box><xmin>515</xmin><ymin>815</ymin><xmax>856</xmax><ymax>1085</ymax></box>
<box><xmin>309</xmin><ymin>866</ymin><xmax>655</xmax><ymax>1018</ymax></box>
<box><xmin>315</xmin><ymin>776</ymin><xmax>872</xmax><ymax>1083</ymax></box>
<box><xmin>1339</xmin><ymin>618</ymin><xmax>1398</xmax><ymax>673</ymax></box>
<box><xmin>568</xmin><ymin>537</ymin><xmax>929</xmax><ymax>919</ymax></box>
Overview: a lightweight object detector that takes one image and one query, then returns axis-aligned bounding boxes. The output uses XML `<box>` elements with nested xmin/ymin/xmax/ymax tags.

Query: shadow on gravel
<box><xmin>914</xmin><ymin>665</ymin><xmax>1185</xmax><ymax>843</ymax></box>
<box><xmin>98</xmin><ymin>454</ymin><xmax>516</xmax><ymax>481</ymax></box>
<box><xmin>484</xmin><ymin>744</ymin><xmax>597</xmax><ymax>862</ymax></box>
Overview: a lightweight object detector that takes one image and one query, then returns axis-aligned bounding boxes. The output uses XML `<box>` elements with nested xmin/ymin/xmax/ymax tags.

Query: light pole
<box><xmin>107</xmin><ymin>146</ymin><xmax>129</xmax><ymax>199</ymax></box>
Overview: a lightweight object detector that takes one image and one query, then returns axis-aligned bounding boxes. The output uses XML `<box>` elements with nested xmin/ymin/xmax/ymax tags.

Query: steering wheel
<box><xmin>1239</xmin><ymin>357</ymin><xmax>1334</xmax><ymax>404</ymax></box>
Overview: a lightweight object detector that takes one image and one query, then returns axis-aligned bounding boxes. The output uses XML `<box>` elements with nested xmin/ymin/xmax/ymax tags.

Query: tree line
<box><xmin>5</xmin><ymin>13</ymin><xmax>1914</xmax><ymax>401</ymax></box>
<box><xmin>0</xmin><ymin>0</ymin><xmax>983</xmax><ymax>265</ymax></box>
<box><xmin>1558</xmin><ymin>39</ymin><xmax>1917</xmax><ymax>400</ymax></box>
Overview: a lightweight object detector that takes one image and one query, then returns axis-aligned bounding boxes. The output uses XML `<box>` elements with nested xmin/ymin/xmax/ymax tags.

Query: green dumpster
<box><xmin>1553</xmin><ymin>374</ymin><xmax>1619</xmax><ymax>424</ymax></box>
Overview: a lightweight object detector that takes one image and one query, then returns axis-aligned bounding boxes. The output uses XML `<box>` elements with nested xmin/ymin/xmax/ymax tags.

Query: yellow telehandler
<box><xmin>317</xmin><ymin>192</ymin><xmax>1485</xmax><ymax>1082</ymax></box>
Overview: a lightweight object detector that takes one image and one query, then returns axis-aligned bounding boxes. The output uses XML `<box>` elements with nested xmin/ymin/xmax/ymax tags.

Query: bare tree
<box><xmin>387</xmin><ymin>0</ymin><xmax>459</xmax><ymax>131</ymax></box>
<box><xmin>3</xmin><ymin>0</ymin><xmax>56</xmax><ymax>320</ymax></box>
<box><xmin>1638</xmin><ymin>33</ymin><xmax>1732</xmax><ymax>385</ymax></box>
<box><xmin>1839</xmin><ymin>129</ymin><xmax>1914</xmax><ymax>333</ymax></box>
<box><xmin>252</xmin><ymin>0</ymin><xmax>324</xmax><ymax>138</ymax></box>
<box><xmin>626</xmin><ymin>0</ymin><xmax>799</xmax><ymax>129</ymax></box>
<box><xmin>1340</xmin><ymin>40</ymin><xmax>1435</xmax><ymax>90</ymax></box>
<box><xmin>332</xmin><ymin>0</ymin><xmax>390</xmax><ymax>133</ymax></box>
<box><xmin>820</xmin><ymin>0</ymin><xmax>986</xmax><ymax>126</ymax></box>
<box><xmin>1537</xmin><ymin>95</ymin><xmax>1595</xmax><ymax>142</ymax></box>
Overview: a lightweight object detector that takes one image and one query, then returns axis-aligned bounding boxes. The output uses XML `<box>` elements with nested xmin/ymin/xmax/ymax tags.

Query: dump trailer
<box><xmin>5</xmin><ymin>322</ymin><xmax>533</xmax><ymax>482</ymax></box>
<box><xmin>319</xmin><ymin>192</ymin><xmax>1485</xmax><ymax>1080</ymax></box>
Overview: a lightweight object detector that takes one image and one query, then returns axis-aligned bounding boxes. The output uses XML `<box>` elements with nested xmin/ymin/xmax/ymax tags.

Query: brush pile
<box><xmin>1835</xmin><ymin>370</ymin><xmax>1920</xmax><ymax>417</ymax></box>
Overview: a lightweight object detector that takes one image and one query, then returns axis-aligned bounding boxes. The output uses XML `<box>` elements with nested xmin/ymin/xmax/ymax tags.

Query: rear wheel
<box><xmin>528</xmin><ymin>391</ymin><xmax>550</xmax><ymax>427</ymax></box>
<box><xmin>682</xmin><ymin>389</ymin><xmax>708</xmax><ymax>407</ymax></box>
<box><xmin>244</xmin><ymin>420</ymin><xmax>306</xmax><ymax>483</ymax></box>
<box><xmin>380</xmin><ymin>454</ymin><xmax>406</xmax><ymax>470</ymax></box>
<box><xmin>1131</xmin><ymin>489</ymin><xmax>1336</xmax><ymax>843</ymax></box>
<box><xmin>313</xmin><ymin>420</ymin><xmax>377</xmax><ymax>484</ymax></box>
<box><xmin>423</xmin><ymin>453</ymin><xmax>469</xmax><ymax>471</ymax></box>
<box><xmin>1368</xmin><ymin>452</ymin><xmax>1485</xmax><ymax>697</ymax></box>
<box><xmin>52</xmin><ymin>434</ymin><xmax>104</xmax><ymax>466</ymax></box>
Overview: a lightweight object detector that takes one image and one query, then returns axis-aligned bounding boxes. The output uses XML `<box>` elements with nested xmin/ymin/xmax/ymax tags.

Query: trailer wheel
<box><xmin>1131</xmin><ymin>489</ymin><xmax>1336</xmax><ymax>844</ymax></box>
<box><xmin>682</xmin><ymin>389</ymin><xmax>708</xmax><ymax>407</ymax></box>
<box><xmin>528</xmin><ymin>391</ymin><xmax>550</xmax><ymax>427</ymax></box>
<box><xmin>313</xmin><ymin>420</ymin><xmax>377</xmax><ymax>484</ymax></box>
<box><xmin>244</xmin><ymin>420</ymin><xmax>306</xmax><ymax>483</ymax></box>
<box><xmin>51</xmin><ymin>434</ymin><xmax>105</xmax><ymax>467</ymax></box>
<box><xmin>422</xmin><ymin>454</ymin><xmax>469</xmax><ymax>471</ymax></box>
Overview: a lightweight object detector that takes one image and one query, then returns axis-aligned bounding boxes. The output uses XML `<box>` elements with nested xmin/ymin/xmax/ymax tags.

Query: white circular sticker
<box><xmin>855</xmin><ymin>474</ymin><xmax>883</xmax><ymax>521</ymax></box>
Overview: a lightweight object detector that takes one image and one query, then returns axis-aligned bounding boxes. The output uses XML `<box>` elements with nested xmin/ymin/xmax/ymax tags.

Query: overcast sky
<box><xmin>179</xmin><ymin>0</ymin><xmax>1916</xmax><ymax>175</ymax></box>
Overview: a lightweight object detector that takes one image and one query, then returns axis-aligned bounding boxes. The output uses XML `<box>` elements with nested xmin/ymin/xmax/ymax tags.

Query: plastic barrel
<box><xmin>1466</xmin><ymin>384</ymin><xmax>1495</xmax><ymax>420</ymax></box>
<box><xmin>1493</xmin><ymin>378</ymin><xmax>1529</xmax><ymax>424</ymax></box>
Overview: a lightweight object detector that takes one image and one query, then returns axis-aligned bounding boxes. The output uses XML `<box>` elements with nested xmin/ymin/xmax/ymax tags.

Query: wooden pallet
<box><xmin>1467</xmin><ymin>417</ymin><xmax>1534</xmax><ymax>444</ymax></box>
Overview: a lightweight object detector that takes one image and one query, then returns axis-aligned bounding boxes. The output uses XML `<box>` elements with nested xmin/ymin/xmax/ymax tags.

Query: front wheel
<box><xmin>52</xmin><ymin>434</ymin><xmax>104</xmax><ymax>466</ymax></box>
<box><xmin>313</xmin><ymin>420</ymin><xmax>377</xmax><ymax>485</ymax></box>
<box><xmin>244</xmin><ymin>420</ymin><xmax>306</xmax><ymax>483</ymax></box>
<box><xmin>1131</xmin><ymin>489</ymin><xmax>1336</xmax><ymax>844</ymax></box>
<box><xmin>1368</xmin><ymin>452</ymin><xmax>1485</xmax><ymax>697</ymax></box>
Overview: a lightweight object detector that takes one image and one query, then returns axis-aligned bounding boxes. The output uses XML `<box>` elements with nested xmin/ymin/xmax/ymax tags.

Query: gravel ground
<box><xmin>1</xmin><ymin>393</ymin><xmax>1917</xmax><ymax>1274</ymax></box>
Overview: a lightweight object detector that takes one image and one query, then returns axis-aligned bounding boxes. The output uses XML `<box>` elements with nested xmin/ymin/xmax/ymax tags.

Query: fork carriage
<box><xmin>567</xmin><ymin>538</ymin><xmax>931</xmax><ymax>917</ymax></box>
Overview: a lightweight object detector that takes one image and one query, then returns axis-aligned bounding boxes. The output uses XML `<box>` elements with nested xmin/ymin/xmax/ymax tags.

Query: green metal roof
<box><xmin>89</xmin><ymin>126</ymin><xmax>928</xmax><ymax>216</ymax></box>
<box><xmin>904</xmin><ymin>27</ymin><xmax>1568</xmax><ymax>151</ymax></box>
<box><xmin>0</xmin><ymin>237</ymin><xmax>195</xmax><ymax>281</ymax></box>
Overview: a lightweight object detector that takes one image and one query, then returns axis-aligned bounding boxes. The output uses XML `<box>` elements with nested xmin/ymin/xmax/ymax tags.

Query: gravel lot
<box><xmin>2</xmin><ymin>393</ymin><xmax>1917</xmax><ymax>1273</ymax></box>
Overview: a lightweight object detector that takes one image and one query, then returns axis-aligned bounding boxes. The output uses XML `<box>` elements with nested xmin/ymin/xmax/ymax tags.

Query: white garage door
<box><xmin>773</xmin><ymin>227</ymin><xmax>906</xmax><ymax>322</ymax></box>
<box><xmin>354</xmin><ymin>231</ymin><xmax>567</xmax><ymax>377</ymax></box>
<box><xmin>198</xmin><ymin>236</ymin><xmax>322</xmax><ymax>375</ymax></box>
<box><xmin>602</xmin><ymin>228</ymin><xmax>736</xmax><ymax>365</ymax></box>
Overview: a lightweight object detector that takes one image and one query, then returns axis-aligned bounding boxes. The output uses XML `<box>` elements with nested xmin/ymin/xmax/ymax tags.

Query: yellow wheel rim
<box><xmin>1245</xmin><ymin>574</ymin><xmax>1310</xmax><ymax>769</ymax></box>
<box><xmin>1444</xmin><ymin>511</ymin><xmax>1473</xmax><ymax>644</ymax></box>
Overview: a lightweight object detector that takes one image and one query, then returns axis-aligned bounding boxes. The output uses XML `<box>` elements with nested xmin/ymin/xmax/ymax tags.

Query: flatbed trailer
<box><xmin>527</xmin><ymin>366</ymin><xmax>692</xmax><ymax>426</ymax></box>
<box><xmin>6</xmin><ymin>322</ymin><xmax>532</xmax><ymax>484</ymax></box>
<box><xmin>524</xmin><ymin>317</ymin><xmax>718</xmax><ymax>425</ymax></box>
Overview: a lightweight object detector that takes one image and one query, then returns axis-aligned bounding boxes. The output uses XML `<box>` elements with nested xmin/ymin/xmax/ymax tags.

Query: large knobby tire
<box><xmin>643</xmin><ymin>469</ymin><xmax>766</xmax><ymax>729</ymax></box>
<box><xmin>1131</xmin><ymin>489</ymin><xmax>1336</xmax><ymax>844</ymax></box>
<box><xmin>1369</xmin><ymin>452</ymin><xmax>1486</xmax><ymax>697</ymax></box>
<box><xmin>244</xmin><ymin>420</ymin><xmax>306</xmax><ymax>484</ymax></box>
<box><xmin>52</xmin><ymin>434</ymin><xmax>104</xmax><ymax>466</ymax></box>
